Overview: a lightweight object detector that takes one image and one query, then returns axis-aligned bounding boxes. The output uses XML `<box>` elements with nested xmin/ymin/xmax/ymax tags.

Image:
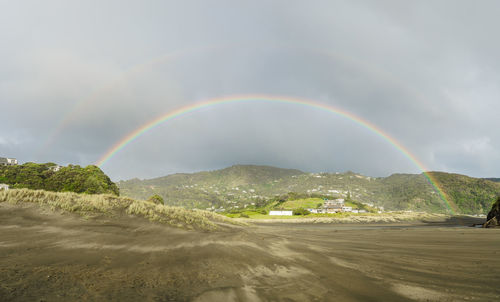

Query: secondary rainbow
<box><xmin>95</xmin><ymin>94</ymin><xmax>455</xmax><ymax>213</ymax></box>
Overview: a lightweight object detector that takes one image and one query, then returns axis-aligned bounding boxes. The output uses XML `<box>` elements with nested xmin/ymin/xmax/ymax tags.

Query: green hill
<box><xmin>118</xmin><ymin>165</ymin><xmax>500</xmax><ymax>214</ymax></box>
<box><xmin>0</xmin><ymin>163</ymin><xmax>119</xmax><ymax>195</ymax></box>
<box><xmin>430</xmin><ymin>172</ymin><xmax>500</xmax><ymax>214</ymax></box>
<box><xmin>118</xmin><ymin>165</ymin><xmax>303</xmax><ymax>209</ymax></box>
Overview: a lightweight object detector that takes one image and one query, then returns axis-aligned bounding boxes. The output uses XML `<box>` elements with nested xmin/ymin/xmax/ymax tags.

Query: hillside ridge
<box><xmin>119</xmin><ymin>165</ymin><xmax>500</xmax><ymax>214</ymax></box>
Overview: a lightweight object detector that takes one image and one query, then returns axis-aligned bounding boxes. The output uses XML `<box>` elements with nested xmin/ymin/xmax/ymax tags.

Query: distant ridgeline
<box><xmin>118</xmin><ymin>165</ymin><xmax>500</xmax><ymax>214</ymax></box>
<box><xmin>484</xmin><ymin>178</ymin><xmax>500</xmax><ymax>183</ymax></box>
<box><xmin>0</xmin><ymin>163</ymin><xmax>119</xmax><ymax>195</ymax></box>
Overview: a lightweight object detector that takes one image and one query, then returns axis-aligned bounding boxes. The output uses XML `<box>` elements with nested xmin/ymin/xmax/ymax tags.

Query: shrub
<box><xmin>293</xmin><ymin>207</ymin><xmax>310</xmax><ymax>216</ymax></box>
<box><xmin>148</xmin><ymin>194</ymin><xmax>164</xmax><ymax>205</ymax></box>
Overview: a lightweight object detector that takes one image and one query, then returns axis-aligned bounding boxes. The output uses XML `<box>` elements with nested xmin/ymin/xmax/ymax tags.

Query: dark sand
<box><xmin>1</xmin><ymin>203</ymin><xmax>499</xmax><ymax>302</ymax></box>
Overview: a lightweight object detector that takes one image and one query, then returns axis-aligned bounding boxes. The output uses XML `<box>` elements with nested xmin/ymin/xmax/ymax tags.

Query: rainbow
<box><xmin>95</xmin><ymin>94</ymin><xmax>456</xmax><ymax>213</ymax></box>
<box><xmin>39</xmin><ymin>44</ymin><xmax>429</xmax><ymax>158</ymax></box>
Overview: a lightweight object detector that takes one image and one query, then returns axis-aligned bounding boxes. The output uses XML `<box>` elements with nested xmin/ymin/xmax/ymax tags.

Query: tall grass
<box><xmin>0</xmin><ymin>189</ymin><xmax>245</xmax><ymax>231</ymax></box>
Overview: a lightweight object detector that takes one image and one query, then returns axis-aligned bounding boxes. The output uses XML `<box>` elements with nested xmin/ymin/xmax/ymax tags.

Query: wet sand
<box><xmin>1</xmin><ymin>203</ymin><xmax>499</xmax><ymax>301</ymax></box>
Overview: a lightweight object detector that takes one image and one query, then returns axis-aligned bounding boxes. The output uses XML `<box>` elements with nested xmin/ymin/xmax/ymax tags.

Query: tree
<box><xmin>346</xmin><ymin>191</ymin><xmax>352</xmax><ymax>202</ymax></box>
<box><xmin>0</xmin><ymin>163</ymin><xmax>119</xmax><ymax>195</ymax></box>
<box><xmin>293</xmin><ymin>208</ymin><xmax>310</xmax><ymax>216</ymax></box>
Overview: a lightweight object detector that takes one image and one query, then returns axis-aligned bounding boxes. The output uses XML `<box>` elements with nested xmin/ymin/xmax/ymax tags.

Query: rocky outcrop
<box><xmin>484</xmin><ymin>196</ymin><xmax>500</xmax><ymax>228</ymax></box>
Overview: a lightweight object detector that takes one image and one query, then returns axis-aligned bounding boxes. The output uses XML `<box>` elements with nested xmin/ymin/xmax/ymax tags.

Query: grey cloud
<box><xmin>1</xmin><ymin>0</ymin><xmax>499</xmax><ymax>180</ymax></box>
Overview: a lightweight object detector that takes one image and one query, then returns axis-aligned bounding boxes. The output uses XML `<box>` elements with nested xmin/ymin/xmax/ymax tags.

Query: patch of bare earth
<box><xmin>1</xmin><ymin>203</ymin><xmax>499</xmax><ymax>301</ymax></box>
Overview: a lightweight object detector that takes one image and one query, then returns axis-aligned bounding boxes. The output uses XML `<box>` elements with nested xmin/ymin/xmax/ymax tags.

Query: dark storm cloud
<box><xmin>1</xmin><ymin>0</ymin><xmax>499</xmax><ymax>180</ymax></box>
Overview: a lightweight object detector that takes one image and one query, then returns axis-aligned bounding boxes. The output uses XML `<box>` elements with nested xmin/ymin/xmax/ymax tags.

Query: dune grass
<box><xmin>226</xmin><ymin>209</ymin><xmax>449</xmax><ymax>223</ymax></box>
<box><xmin>0</xmin><ymin>189</ymin><xmax>245</xmax><ymax>231</ymax></box>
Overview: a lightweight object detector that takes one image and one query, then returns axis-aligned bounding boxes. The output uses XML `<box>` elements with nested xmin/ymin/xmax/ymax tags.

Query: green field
<box><xmin>280</xmin><ymin>198</ymin><xmax>324</xmax><ymax>209</ymax></box>
<box><xmin>221</xmin><ymin>196</ymin><xmax>373</xmax><ymax>219</ymax></box>
<box><xmin>279</xmin><ymin>198</ymin><xmax>362</xmax><ymax>210</ymax></box>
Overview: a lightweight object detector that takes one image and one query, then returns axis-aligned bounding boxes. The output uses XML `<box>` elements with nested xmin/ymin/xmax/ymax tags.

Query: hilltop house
<box><xmin>49</xmin><ymin>164</ymin><xmax>62</xmax><ymax>172</ymax></box>
<box><xmin>0</xmin><ymin>184</ymin><xmax>9</xmax><ymax>191</ymax></box>
<box><xmin>0</xmin><ymin>157</ymin><xmax>18</xmax><ymax>166</ymax></box>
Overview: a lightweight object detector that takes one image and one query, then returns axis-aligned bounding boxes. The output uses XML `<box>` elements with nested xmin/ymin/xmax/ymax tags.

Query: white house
<box><xmin>269</xmin><ymin>210</ymin><xmax>293</xmax><ymax>216</ymax></box>
<box><xmin>326</xmin><ymin>206</ymin><xmax>342</xmax><ymax>213</ymax></box>
<box><xmin>342</xmin><ymin>206</ymin><xmax>353</xmax><ymax>212</ymax></box>
<box><xmin>0</xmin><ymin>184</ymin><xmax>9</xmax><ymax>191</ymax></box>
<box><xmin>49</xmin><ymin>165</ymin><xmax>62</xmax><ymax>172</ymax></box>
<box><xmin>308</xmin><ymin>208</ymin><xmax>326</xmax><ymax>214</ymax></box>
<box><xmin>0</xmin><ymin>157</ymin><xmax>18</xmax><ymax>166</ymax></box>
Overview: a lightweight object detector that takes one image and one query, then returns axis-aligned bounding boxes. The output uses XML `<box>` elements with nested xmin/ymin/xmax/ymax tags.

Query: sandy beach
<box><xmin>1</xmin><ymin>203</ymin><xmax>499</xmax><ymax>301</ymax></box>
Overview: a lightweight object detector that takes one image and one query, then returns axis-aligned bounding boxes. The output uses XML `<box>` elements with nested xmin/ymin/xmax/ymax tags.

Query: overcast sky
<box><xmin>1</xmin><ymin>0</ymin><xmax>499</xmax><ymax>180</ymax></box>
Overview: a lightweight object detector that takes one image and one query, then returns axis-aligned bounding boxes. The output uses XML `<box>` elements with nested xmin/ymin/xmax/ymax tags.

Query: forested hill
<box><xmin>118</xmin><ymin>165</ymin><xmax>500</xmax><ymax>214</ymax></box>
<box><xmin>428</xmin><ymin>172</ymin><xmax>500</xmax><ymax>214</ymax></box>
<box><xmin>0</xmin><ymin>163</ymin><xmax>119</xmax><ymax>195</ymax></box>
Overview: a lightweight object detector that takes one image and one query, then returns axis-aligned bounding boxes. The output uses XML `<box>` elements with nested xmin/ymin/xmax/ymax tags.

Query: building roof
<box><xmin>0</xmin><ymin>157</ymin><xmax>16</xmax><ymax>161</ymax></box>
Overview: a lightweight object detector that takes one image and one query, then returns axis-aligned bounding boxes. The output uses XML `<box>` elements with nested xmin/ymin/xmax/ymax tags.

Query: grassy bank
<box><xmin>0</xmin><ymin>189</ymin><xmax>245</xmax><ymax>231</ymax></box>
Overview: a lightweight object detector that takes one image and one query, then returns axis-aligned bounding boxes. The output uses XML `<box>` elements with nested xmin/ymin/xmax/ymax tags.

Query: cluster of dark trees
<box><xmin>0</xmin><ymin>163</ymin><xmax>119</xmax><ymax>195</ymax></box>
